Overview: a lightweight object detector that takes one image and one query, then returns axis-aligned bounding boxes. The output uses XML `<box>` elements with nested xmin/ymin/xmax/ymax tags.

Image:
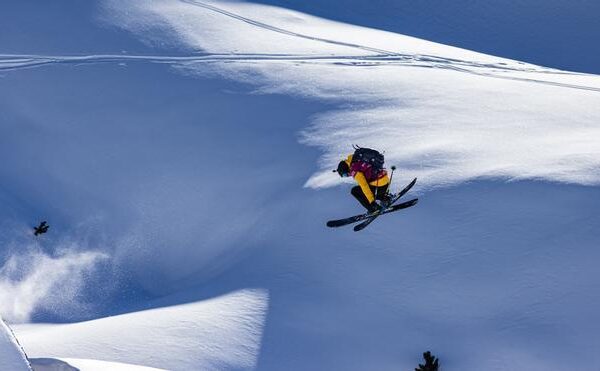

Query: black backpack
<box><xmin>352</xmin><ymin>147</ymin><xmax>385</xmax><ymax>172</ymax></box>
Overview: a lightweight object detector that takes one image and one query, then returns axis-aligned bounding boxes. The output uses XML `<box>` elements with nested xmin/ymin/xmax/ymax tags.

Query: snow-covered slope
<box><xmin>102</xmin><ymin>0</ymin><xmax>600</xmax><ymax>190</ymax></box>
<box><xmin>1</xmin><ymin>1</ymin><xmax>600</xmax><ymax>370</ymax></box>
<box><xmin>247</xmin><ymin>0</ymin><xmax>600</xmax><ymax>74</ymax></box>
<box><xmin>14</xmin><ymin>289</ymin><xmax>268</xmax><ymax>370</ymax></box>
<box><xmin>29</xmin><ymin>358</ymin><xmax>164</xmax><ymax>371</ymax></box>
<box><xmin>0</xmin><ymin>316</ymin><xmax>31</xmax><ymax>371</ymax></box>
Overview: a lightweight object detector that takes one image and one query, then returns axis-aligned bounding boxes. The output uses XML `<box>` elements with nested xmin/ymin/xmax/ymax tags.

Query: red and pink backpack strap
<box><xmin>350</xmin><ymin>161</ymin><xmax>387</xmax><ymax>181</ymax></box>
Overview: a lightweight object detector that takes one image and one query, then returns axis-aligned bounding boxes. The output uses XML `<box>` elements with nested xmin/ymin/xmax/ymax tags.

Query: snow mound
<box><xmin>14</xmin><ymin>289</ymin><xmax>268</xmax><ymax>370</ymax></box>
<box><xmin>30</xmin><ymin>357</ymin><xmax>165</xmax><ymax>371</ymax></box>
<box><xmin>0</xmin><ymin>316</ymin><xmax>31</xmax><ymax>371</ymax></box>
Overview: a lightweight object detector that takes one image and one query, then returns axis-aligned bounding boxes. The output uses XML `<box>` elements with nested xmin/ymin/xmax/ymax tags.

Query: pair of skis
<box><xmin>327</xmin><ymin>177</ymin><xmax>418</xmax><ymax>232</ymax></box>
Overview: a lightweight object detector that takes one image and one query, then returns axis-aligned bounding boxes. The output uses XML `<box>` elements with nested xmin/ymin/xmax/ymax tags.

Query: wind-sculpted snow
<box><xmin>14</xmin><ymin>289</ymin><xmax>268</xmax><ymax>370</ymax></box>
<box><xmin>103</xmin><ymin>0</ymin><xmax>600</xmax><ymax>192</ymax></box>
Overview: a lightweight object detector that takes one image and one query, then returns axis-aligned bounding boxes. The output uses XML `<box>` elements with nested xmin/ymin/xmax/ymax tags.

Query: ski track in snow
<box><xmin>171</xmin><ymin>0</ymin><xmax>600</xmax><ymax>92</ymax></box>
<box><xmin>180</xmin><ymin>0</ymin><xmax>398</xmax><ymax>56</ymax></box>
<box><xmin>4</xmin><ymin>0</ymin><xmax>600</xmax><ymax>189</ymax></box>
<box><xmin>2</xmin><ymin>52</ymin><xmax>600</xmax><ymax>93</ymax></box>
<box><xmin>1</xmin><ymin>0</ymin><xmax>598</xmax><ymax>95</ymax></box>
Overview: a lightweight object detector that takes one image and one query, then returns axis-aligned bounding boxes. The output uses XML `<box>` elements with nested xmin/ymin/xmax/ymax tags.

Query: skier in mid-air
<box><xmin>34</xmin><ymin>221</ymin><xmax>49</xmax><ymax>236</ymax></box>
<box><xmin>329</xmin><ymin>146</ymin><xmax>418</xmax><ymax>231</ymax></box>
<box><xmin>335</xmin><ymin>147</ymin><xmax>392</xmax><ymax>214</ymax></box>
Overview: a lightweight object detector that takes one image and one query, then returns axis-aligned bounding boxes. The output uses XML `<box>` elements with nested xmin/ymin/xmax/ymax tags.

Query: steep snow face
<box><xmin>14</xmin><ymin>289</ymin><xmax>268</xmax><ymax>370</ymax></box>
<box><xmin>0</xmin><ymin>316</ymin><xmax>31</xmax><ymax>371</ymax></box>
<box><xmin>103</xmin><ymin>0</ymin><xmax>600</xmax><ymax>191</ymax></box>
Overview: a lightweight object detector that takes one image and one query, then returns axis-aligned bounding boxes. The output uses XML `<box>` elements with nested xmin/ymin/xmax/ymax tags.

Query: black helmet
<box><xmin>337</xmin><ymin>160</ymin><xmax>350</xmax><ymax>177</ymax></box>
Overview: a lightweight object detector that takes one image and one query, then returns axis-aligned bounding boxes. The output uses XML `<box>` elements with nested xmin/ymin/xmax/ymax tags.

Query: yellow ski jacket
<box><xmin>344</xmin><ymin>154</ymin><xmax>390</xmax><ymax>203</ymax></box>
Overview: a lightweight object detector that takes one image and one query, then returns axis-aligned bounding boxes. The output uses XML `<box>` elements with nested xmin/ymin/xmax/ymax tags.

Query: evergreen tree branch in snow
<box><xmin>415</xmin><ymin>351</ymin><xmax>439</xmax><ymax>371</ymax></box>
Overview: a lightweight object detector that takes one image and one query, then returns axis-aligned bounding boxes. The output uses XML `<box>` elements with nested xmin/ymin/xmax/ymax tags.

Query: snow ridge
<box><xmin>14</xmin><ymin>289</ymin><xmax>269</xmax><ymax>370</ymax></box>
<box><xmin>0</xmin><ymin>316</ymin><xmax>31</xmax><ymax>371</ymax></box>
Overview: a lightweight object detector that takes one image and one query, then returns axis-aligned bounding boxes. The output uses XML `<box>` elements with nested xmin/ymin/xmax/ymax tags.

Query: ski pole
<box><xmin>389</xmin><ymin>165</ymin><xmax>396</xmax><ymax>192</ymax></box>
<box><xmin>376</xmin><ymin>165</ymin><xmax>396</xmax><ymax>208</ymax></box>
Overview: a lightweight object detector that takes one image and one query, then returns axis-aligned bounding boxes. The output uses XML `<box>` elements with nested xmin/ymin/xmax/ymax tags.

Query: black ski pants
<box><xmin>351</xmin><ymin>184</ymin><xmax>389</xmax><ymax>211</ymax></box>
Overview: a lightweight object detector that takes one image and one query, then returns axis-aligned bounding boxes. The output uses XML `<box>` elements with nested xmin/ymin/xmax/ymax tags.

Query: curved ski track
<box><xmin>1</xmin><ymin>0</ymin><xmax>598</xmax><ymax>93</ymax></box>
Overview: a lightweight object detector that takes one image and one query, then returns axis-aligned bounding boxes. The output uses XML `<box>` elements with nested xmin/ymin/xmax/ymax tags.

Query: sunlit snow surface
<box><xmin>102</xmin><ymin>0</ymin><xmax>600</xmax><ymax>190</ymax></box>
<box><xmin>1</xmin><ymin>0</ymin><xmax>600</xmax><ymax>370</ymax></box>
<box><xmin>30</xmin><ymin>357</ymin><xmax>165</xmax><ymax>371</ymax></box>
<box><xmin>15</xmin><ymin>289</ymin><xmax>268</xmax><ymax>370</ymax></box>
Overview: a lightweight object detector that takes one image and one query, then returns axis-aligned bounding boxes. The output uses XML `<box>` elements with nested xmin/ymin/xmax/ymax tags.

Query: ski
<box><xmin>391</xmin><ymin>177</ymin><xmax>417</xmax><ymax>203</ymax></box>
<box><xmin>353</xmin><ymin>198</ymin><xmax>418</xmax><ymax>231</ymax></box>
<box><xmin>327</xmin><ymin>198</ymin><xmax>418</xmax><ymax>228</ymax></box>
<box><xmin>326</xmin><ymin>177</ymin><xmax>417</xmax><ymax>228</ymax></box>
<box><xmin>327</xmin><ymin>211</ymin><xmax>370</xmax><ymax>228</ymax></box>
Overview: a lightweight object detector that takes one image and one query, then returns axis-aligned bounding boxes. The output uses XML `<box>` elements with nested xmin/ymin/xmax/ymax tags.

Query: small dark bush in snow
<box><xmin>415</xmin><ymin>351</ymin><xmax>439</xmax><ymax>371</ymax></box>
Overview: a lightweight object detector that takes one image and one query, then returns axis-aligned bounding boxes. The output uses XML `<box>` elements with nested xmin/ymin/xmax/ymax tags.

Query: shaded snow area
<box><xmin>1</xmin><ymin>0</ymin><xmax>600</xmax><ymax>370</ymax></box>
<box><xmin>0</xmin><ymin>316</ymin><xmax>31</xmax><ymax>370</ymax></box>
